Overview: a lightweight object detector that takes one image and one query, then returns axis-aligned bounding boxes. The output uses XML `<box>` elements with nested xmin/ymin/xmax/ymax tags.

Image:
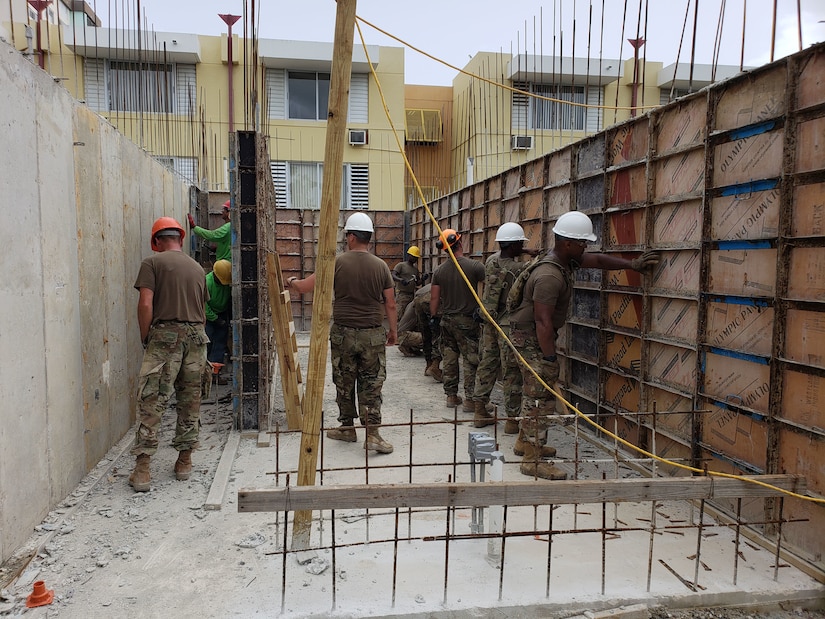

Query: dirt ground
<box><xmin>1</xmin><ymin>333</ymin><xmax>823</xmax><ymax>618</ymax></box>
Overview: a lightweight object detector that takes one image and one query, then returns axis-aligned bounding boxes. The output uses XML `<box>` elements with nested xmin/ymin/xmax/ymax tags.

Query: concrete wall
<box><xmin>0</xmin><ymin>41</ymin><xmax>191</xmax><ymax>563</ymax></box>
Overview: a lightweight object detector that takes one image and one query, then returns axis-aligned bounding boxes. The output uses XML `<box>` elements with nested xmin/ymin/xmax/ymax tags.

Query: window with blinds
<box><xmin>512</xmin><ymin>82</ymin><xmax>602</xmax><ymax>133</ymax></box>
<box><xmin>270</xmin><ymin>161</ymin><xmax>368</xmax><ymax>209</ymax></box>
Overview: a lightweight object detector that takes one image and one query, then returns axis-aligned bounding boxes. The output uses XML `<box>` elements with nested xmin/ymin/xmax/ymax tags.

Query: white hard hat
<box><xmin>552</xmin><ymin>211</ymin><xmax>597</xmax><ymax>242</ymax></box>
<box><xmin>495</xmin><ymin>222</ymin><xmax>529</xmax><ymax>243</ymax></box>
<box><xmin>344</xmin><ymin>212</ymin><xmax>374</xmax><ymax>233</ymax></box>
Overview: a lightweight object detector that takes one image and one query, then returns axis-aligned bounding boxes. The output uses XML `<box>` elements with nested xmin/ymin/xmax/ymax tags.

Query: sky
<box><xmin>92</xmin><ymin>0</ymin><xmax>825</xmax><ymax>86</ymax></box>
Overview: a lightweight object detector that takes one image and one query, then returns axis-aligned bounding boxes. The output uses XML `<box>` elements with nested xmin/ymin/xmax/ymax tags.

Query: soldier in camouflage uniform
<box><xmin>326</xmin><ymin>213</ymin><xmax>398</xmax><ymax>454</ymax></box>
<box><xmin>509</xmin><ymin>211</ymin><xmax>660</xmax><ymax>480</ymax></box>
<box><xmin>430</xmin><ymin>229</ymin><xmax>485</xmax><ymax>411</ymax></box>
<box><xmin>129</xmin><ymin>217</ymin><xmax>209</xmax><ymax>492</ymax></box>
<box><xmin>471</xmin><ymin>223</ymin><xmax>538</xmax><ymax>432</ymax></box>
<box><xmin>392</xmin><ymin>246</ymin><xmax>422</xmax><ymax>320</ymax></box>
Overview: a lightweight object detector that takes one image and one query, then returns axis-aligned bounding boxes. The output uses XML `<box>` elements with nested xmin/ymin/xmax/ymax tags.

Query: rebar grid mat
<box><xmin>246</xmin><ymin>409</ymin><xmax>811</xmax><ymax>616</ymax></box>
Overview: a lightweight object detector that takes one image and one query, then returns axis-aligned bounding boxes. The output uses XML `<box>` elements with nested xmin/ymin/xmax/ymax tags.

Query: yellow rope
<box><xmin>354</xmin><ymin>21</ymin><xmax>822</xmax><ymax>507</ymax></box>
<box><xmin>356</xmin><ymin>14</ymin><xmax>660</xmax><ymax>114</ymax></box>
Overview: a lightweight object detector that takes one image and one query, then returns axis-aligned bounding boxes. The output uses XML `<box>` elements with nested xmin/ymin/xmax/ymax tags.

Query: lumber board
<box><xmin>237</xmin><ymin>475</ymin><xmax>805</xmax><ymax>513</ymax></box>
<box><xmin>204</xmin><ymin>431</ymin><xmax>241</xmax><ymax>510</ymax></box>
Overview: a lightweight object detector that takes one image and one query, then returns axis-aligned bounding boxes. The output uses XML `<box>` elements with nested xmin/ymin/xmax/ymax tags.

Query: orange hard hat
<box><xmin>436</xmin><ymin>229</ymin><xmax>460</xmax><ymax>251</ymax></box>
<box><xmin>150</xmin><ymin>216</ymin><xmax>186</xmax><ymax>252</ymax></box>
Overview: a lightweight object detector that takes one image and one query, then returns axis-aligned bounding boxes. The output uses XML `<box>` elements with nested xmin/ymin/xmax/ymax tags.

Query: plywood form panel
<box><xmin>645</xmin><ymin>385</ymin><xmax>694</xmax><ymax>442</ymax></box>
<box><xmin>797</xmin><ymin>49</ymin><xmax>825</xmax><ymax>110</ymax></box>
<box><xmin>708</xmin><ymin>248</ymin><xmax>777</xmax><ymax>297</ymax></box>
<box><xmin>607</xmin><ymin>208</ymin><xmax>646</xmax><ymax>247</ymax></box>
<box><xmin>712</xmin><ymin>129</ymin><xmax>784</xmax><ymax>187</ymax></box>
<box><xmin>606</xmin><ymin>292</ymin><xmax>643</xmax><ymax>331</ymax></box>
<box><xmin>546</xmin><ymin>186</ymin><xmax>571</xmax><ymax>219</ymax></box>
<box><xmin>608</xmin><ymin>165</ymin><xmax>647</xmax><ymax>207</ymax></box>
<box><xmin>577</xmin><ymin>135</ymin><xmax>605</xmax><ymax>175</ymax></box>
<box><xmin>609</xmin><ymin>120</ymin><xmax>649</xmax><ymax>166</ymax></box>
<box><xmin>780</xmin><ymin>369</ymin><xmax>825</xmax><ymax>430</ymax></box>
<box><xmin>656</xmin><ymin>96</ymin><xmax>707</xmax><ymax>154</ymax></box>
<box><xmin>570</xmin><ymin>358</ymin><xmax>599</xmax><ymax>399</ymax></box>
<box><xmin>785</xmin><ymin>309</ymin><xmax>825</xmax><ymax>369</ymax></box>
<box><xmin>471</xmin><ymin>206</ymin><xmax>486</xmax><ymax>231</ymax></box>
<box><xmin>702</xmin><ymin>400</ymin><xmax>768</xmax><ymax>470</ymax></box>
<box><xmin>710</xmin><ymin>187</ymin><xmax>781</xmax><ymax>240</ymax></box>
<box><xmin>503</xmin><ymin>199</ymin><xmax>519</xmax><ymax>224</ymax></box>
<box><xmin>460</xmin><ymin>187</ymin><xmax>473</xmax><ymax>212</ymax></box>
<box><xmin>487</xmin><ymin>201</ymin><xmax>502</xmax><ymax>229</ymax></box>
<box><xmin>779</xmin><ymin>428</ymin><xmax>825</xmax><ymax>496</ymax></box>
<box><xmin>548</xmin><ymin>149</ymin><xmax>571</xmax><ymax>185</ymax></box>
<box><xmin>791</xmin><ymin>183</ymin><xmax>825</xmax><ymax>237</ymax></box>
<box><xmin>703</xmin><ymin>352</ymin><xmax>771</xmax><ymax>414</ymax></box>
<box><xmin>651</xmin><ymin>200</ymin><xmax>702</xmax><ymax>246</ymax></box>
<box><xmin>787</xmin><ymin>247</ymin><xmax>825</xmax><ymax>301</ymax></box>
<box><xmin>525</xmin><ymin>159</ymin><xmax>544</xmax><ymax>189</ymax></box>
<box><xmin>504</xmin><ymin>167</ymin><xmax>521</xmax><ymax>198</ymax></box>
<box><xmin>650</xmin><ymin>297</ymin><xmax>698</xmax><ymax>344</ymax></box>
<box><xmin>488</xmin><ymin>177</ymin><xmax>502</xmax><ymax>201</ymax></box>
<box><xmin>604</xmin><ymin>332</ymin><xmax>642</xmax><ymax>374</ymax></box>
<box><xmin>652</xmin><ymin>150</ymin><xmax>704</xmax><ymax>199</ymax></box>
<box><xmin>522</xmin><ymin>221</ymin><xmax>542</xmax><ymax>247</ymax></box>
<box><xmin>714</xmin><ymin>66</ymin><xmax>786</xmax><ymax>130</ymax></box>
<box><xmin>572</xmin><ymin>288</ymin><xmax>601</xmax><ymax>323</ymax></box>
<box><xmin>780</xmin><ymin>498</ymin><xmax>825</xmax><ymax>568</ymax></box>
<box><xmin>571</xmin><ymin>323</ymin><xmax>599</xmax><ymax>361</ymax></box>
<box><xmin>649</xmin><ymin>341</ymin><xmax>697</xmax><ymax>392</ymax></box>
<box><xmin>600</xmin><ymin>413</ymin><xmax>642</xmax><ymax>445</ymax></box>
<box><xmin>705</xmin><ymin>300</ymin><xmax>774</xmax><ymax>356</ymax></box>
<box><xmin>522</xmin><ymin>188</ymin><xmax>543</xmax><ymax>220</ymax></box>
<box><xmin>653</xmin><ymin>434</ymin><xmax>693</xmax><ymax>477</ymax></box>
<box><xmin>474</xmin><ymin>183</ymin><xmax>485</xmax><ymax>206</ymax></box>
<box><xmin>796</xmin><ymin>116</ymin><xmax>825</xmax><ymax>174</ymax></box>
<box><xmin>605</xmin><ymin>254</ymin><xmax>650</xmax><ymax>289</ymax></box>
<box><xmin>603</xmin><ymin>371</ymin><xmax>641</xmax><ymax>413</ymax></box>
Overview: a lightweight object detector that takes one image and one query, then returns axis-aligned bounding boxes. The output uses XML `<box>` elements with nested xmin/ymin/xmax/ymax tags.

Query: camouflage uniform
<box><xmin>412</xmin><ymin>286</ymin><xmax>440</xmax><ymax>364</ymax></box>
<box><xmin>130</xmin><ymin>321</ymin><xmax>208</xmax><ymax>455</ymax></box>
<box><xmin>440</xmin><ymin>314</ymin><xmax>480</xmax><ymax>400</ymax></box>
<box><xmin>473</xmin><ymin>252</ymin><xmax>528</xmax><ymax>418</ymax></box>
<box><xmin>508</xmin><ymin>327</ymin><xmax>560</xmax><ymax>438</ymax></box>
<box><xmin>330</xmin><ymin>324</ymin><xmax>387</xmax><ymax>426</ymax></box>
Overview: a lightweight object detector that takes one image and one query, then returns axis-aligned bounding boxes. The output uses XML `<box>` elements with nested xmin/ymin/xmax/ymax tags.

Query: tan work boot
<box><xmin>513</xmin><ymin>429</ymin><xmax>556</xmax><ymax>457</ymax></box>
<box><xmin>519</xmin><ymin>440</ymin><xmax>567</xmax><ymax>480</ymax></box>
<box><xmin>504</xmin><ymin>419</ymin><xmax>520</xmax><ymax>435</ymax></box>
<box><xmin>445</xmin><ymin>394</ymin><xmax>463</xmax><ymax>408</ymax></box>
<box><xmin>326</xmin><ymin>425</ymin><xmax>357</xmax><ymax>442</ymax></box>
<box><xmin>128</xmin><ymin>454</ymin><xmax>151</xmax><ymax>492</ymax></box>
<box><xmin>426</xmin><ymin>358</ymin><xmax>443</xmax><ymax>382</ymax></box>
<box><xmin>473</xmin><ymin>399</ymin><xmax>496</xmax><ymax>428</ymax></box>
<box><xmin>364</xmin><ymin>428</ymin><xmax>393</xmax><ymax>454</ymax></box>
<box><xmin>174</xmin><ymin>449</ymin><xmax>193</xmax><ymax>481</ymax></box>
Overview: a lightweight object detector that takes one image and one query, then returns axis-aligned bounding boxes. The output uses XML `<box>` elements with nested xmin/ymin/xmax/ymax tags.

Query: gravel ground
<box><xmin>648</xmin><ymin>607</ymin><xmax>825</xmax><ymax>619</ymax></box>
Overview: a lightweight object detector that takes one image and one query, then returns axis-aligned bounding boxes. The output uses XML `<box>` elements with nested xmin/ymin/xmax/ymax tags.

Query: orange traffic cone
<box><xmin>26</xmin><ymin>580</ymin><xmax>54</xmax><ymax>608</ymax></box>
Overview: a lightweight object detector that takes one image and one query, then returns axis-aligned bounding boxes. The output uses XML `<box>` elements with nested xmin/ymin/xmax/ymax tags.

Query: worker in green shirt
<box><xmin>205</xmin><ymin>259</ymin><xmax>232</xmax><ymax>382</ymax></box>
<box><xmin>188</xmin><ymin>200</ymin><xmax>231</xmax><ymax>262</ymax></box>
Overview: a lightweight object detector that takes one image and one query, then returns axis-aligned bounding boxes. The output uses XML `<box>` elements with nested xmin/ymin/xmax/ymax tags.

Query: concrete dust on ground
<box><xmin>1</xmin><ymin>333</ymin><xmax>823</xmax><ymax>618</ymax></box>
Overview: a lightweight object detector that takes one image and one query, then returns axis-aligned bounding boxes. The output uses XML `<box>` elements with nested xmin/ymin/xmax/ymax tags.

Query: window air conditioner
<box><xmin>349</xmin><ymin>129</ymin><xmax>368</xmax><ymax>145</ymax></box>
<box><xmin>511</xmin><ymin>135</ymin><xmax>533</xmax><ymax>150</ymax></box>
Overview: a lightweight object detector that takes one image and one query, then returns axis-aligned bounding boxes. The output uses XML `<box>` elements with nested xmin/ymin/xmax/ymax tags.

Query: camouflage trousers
<box><xmin>330</xmin><ymin>323</ymin><xmax>387</xmax><ymax>426</ymax></box>
<box><xmin>396</xmin><ymin>291</ymin><xmax>414</xmax><ymax>323</ymax></box>
<box><xmin>440</xmin><ymin>314</ymin><xmax>480</xmax><ymax>399</ymax></box>
<box><xmin>473</xmin><ymin>323</ymin><xmax>523</xmax><ymax>417</ymax></box>
<box><xmin>510</xmin><ymin>327</ymin><xmax>560</xmax><ymax>440</ymax></box>
<box><xmin>413</xmin><ymin>296</ymin><xmax>439</xmax><ymax>362</ymax></box>
<box><xmin>398</xmin><ymin>329</ymin><xmax>423</xmax><ymax>354</ymax></box>
<box><xmin>131</xmin><ymin>321</ymin><xmax>208</xmax><ymax>456</ymax></box>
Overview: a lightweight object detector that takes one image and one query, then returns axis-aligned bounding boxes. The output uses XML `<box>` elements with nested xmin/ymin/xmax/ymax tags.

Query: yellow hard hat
<box><xmin>213</xmin><ymin>260</ymin><xmax>232</xmax><ymax>285</ymax></box>
<box><xmin>407</xmin><ymin>246</ymin><xmax>421</xmax><ymax>258</ymax></box>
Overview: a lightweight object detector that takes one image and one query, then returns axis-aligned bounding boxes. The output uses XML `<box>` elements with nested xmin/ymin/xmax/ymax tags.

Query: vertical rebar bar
<box><xmin>497</xmin><ymin>504</ymin><xmax>509</xmax><ymax>601</ymax></box>
<box><xmin>646</xmin><ymin>499</ymin><xmax>657</xmax><ymax>592</ymax></box>
<box><xmin>773</xmin><ymin>496</ymin><xmax>784</xmax><ymax>581</ymax></box>
<box><xmin>392</xmin><ymin>508</ymin><xmax>399</xmax><ymax>607</ymax></box>
<box><xmin>545</xmin><ymin>503</ymin><xmax>554</xmax><ymax>597</ymax></box>
<box><xmin>601</xmin><ymin>472</ymin><xmax>607</xmax><ymax>595</ymax></box>
<box><xmin>331</xmin><ymin>508</ymin><xmax>338</xmax><ymax>611</ymax></box>
<box><xmin>442</xmin><ymin>494</ymin><xmax>451</xmax><ymax>605</ymax></box>
<box><xmin>693</xmin><ymin>499</ymin><xmax>705</xmax><ymax>588</ymax></box>
<box><xmin>733</xmin><ymin>497</ymin><xmax>742</xmax><ymax>585</ymax></box>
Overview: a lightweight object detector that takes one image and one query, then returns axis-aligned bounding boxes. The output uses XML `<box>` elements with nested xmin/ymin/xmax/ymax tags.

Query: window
<box><xmin>512</xmin><ymin>82</ymin><xmax>595</xmax><ymax>132</ymax></box>
<box><xmin>270</xmin><ymin>162</ymin><xmax>368</xmax><ymax>210</ymax></box>
<box><xmin>153</xmin><ymin>156</ymin><xmax>198</xmax><ymax>184</ymax></box>
<box><xmin>109</xmin><ymin>61</ymin><xmax>174</xmax><ymax>113</ymax></box>
<box><xmin>405</xmin><ymin>109</ymin><xmax>443</xmax><ymax>143</ymax></box>
<box><xmin>288</xmin><ymin>72</ymin><xmax>330</xmax><ymax>120</ymax></box>
<box><xmin>659</xmin><ymin>87</ymin><xmax>693</xmax><ymax>105</ymax></box>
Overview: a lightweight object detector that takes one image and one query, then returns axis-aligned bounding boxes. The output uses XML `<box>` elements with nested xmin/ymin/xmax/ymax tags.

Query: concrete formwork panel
<box><xmin>784</xmin><ymin>309</ymin><xmax>825</xmax><ymax>369</ymax></box>
<box><xmin>605</xmin><ymin>292</ymin><xmax>643</xmax><ymax>331</ymax></box>
<box><xmin>524</xmin><ymin>158</ymin><xmax>544</xmax><ymax>189</ymax></box>
<box><xmin>652</xmin><ymin>150</ymin><xmax>704</xmax><ymax>199</ymax></box>
<box><xmin>576</xmin><ymin>135</ymin><xmax>605</xmax><ymax>175</ymax></box>
<box><xmin>522</xmin><ymin>186</ymin><xmax>542</xmax><ymax>220</ymax></box>
<box><xmin>796</xmin><ymin>116</ymin><xmax>825</xmax><ymax>174</ymax></box>
<box><xmin>655</xmin><ymin>96</ymin><xmax>707</xmax><ymax>154</ymax></box>
<box><xmin>608</xmin><ymin>119</ymin><xmax>648</xmax><ymax>166</ymax></box>
<box><xmin>604</xmin><ymin>332</ymin><xmax>642</xmax><ymax>374</ymax></box>
<box><xmin>713</xmin><ymin>129</ymin><xmax>784</xmax><ymax>187</ymax></box>
<box><xmin>548</xmin><ymin>148</ymin><xmax>571</xmax><ymax>185</ymax></box>
<box><xmin>648</xmin><ymin>341</ymin><xmax>697</xmax><ymax>393</ymax></box>
<box><xmin>780</xmin><ymin>369</ymin><xmax>825</xmax><ymax>429</ymax></box>
<box><xmin>788</xmin><ymin>247</ymin><xmax>825</xmax><ymax>301</ymax></box>
<box><xmin>608</xmin><ymin>165</ymin><xmax>647</xmax><ymax>207</ymax></box>
<box><xmin>714</xmin><ymin>65</ymin><xmax>786</xmax><ymax>130</ymax></box>
<box><xmin>703</xmin><ymin>352</ymin><xmax>771</xmax><ymax>414</ymax></box>
<box><xmin>710</xmin><ymin>187</ymin><xmax>781</xmax><ymax>240</ymax></box>
<box><xmin>649</xmin><ymin>249</ymin><xmax>701</xmax><ymax>296</ymax></box>
<box><xmin>545</xmin><ymin>185</ymin><xmax>571</xmax><ymax>219</ymax></box>
<box><xmin>572</xmin><ymin>288</ymin><xmax>601</xmax><ymax>323</ymax></box>
<box><xmin>797</xmin><ymin>49</ymin><xmax>825</xmax><ymax>110</ymax></box>
<box><xmin>606</xmin><ymin>207</ymin><xmax>646</xmax><ymax>247</ymax></box>
<box><xmin>791</xmin><ymin>183</ymin><xmax>825</xmax><ymax>237</ymax></box>
<box><xmin>705</xmin><ymin>300</ymin><xmax>774</xmax><ymax>356</ymax></box>
<box><xmin>644</xmin><ymin>385</ymin><xmax>693</xmax><ymax>441</ymax></box>
<box><xmin>702</xmin><ymin>401</ymin><xmax>769</xmax><ymax>470</ymax></box>
<box><xmin>503</xmin><ymin>167</ymin><xmax>521</xmax><ymax>199</ymax></box>
<box><xmin>649</xmin><ymin>296</ymin><xmax>699</xmax><ymax>344</ymax></box>
<box><xmin>603</xmin><ymin>371</ymin><xmax>640</xmax><ymax>413</ymax></box>
<box><xmin>779</xmin><ymin>429</ymin><xmax>825</xmax><ymax>496</ymax></box>
<box><xmin>651</xmin><ymin>199</ymin><xmax>702</xmax><ymax>246</ymax></box>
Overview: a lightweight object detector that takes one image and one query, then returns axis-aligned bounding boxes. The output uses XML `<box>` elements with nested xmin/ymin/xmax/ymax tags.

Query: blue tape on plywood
<box><xmin>715</xmin><ymin>239</ymin><xmax>773</xmax><ymax>250</ymax></box>
<box><xmin>705</xmin><ymin>295</ymin><xmax>771</xmax><ymax>307</ymax></box>
<box><xmin>727</xmin><ymin>120</ymin><xmax>777</xmax><ymax>140</ymax></box>
<box><xmin>706</xmin><ymin>346</ymin><xmax>770</xmax><ymax>365</ymax></box>
<box><xmin>718</xmin><ymin>179</ymin><xmax>779</xmax><ymax>197</ymax></box>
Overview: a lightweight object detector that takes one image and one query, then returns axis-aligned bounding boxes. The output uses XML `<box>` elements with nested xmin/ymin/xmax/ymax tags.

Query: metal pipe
<box><xmin>219</xmin><ymin>14</ymin><xmax>241</xmax><ymax>133</ymax></box>
<box><xmin>28</xmin><ymin>0</ymin><xmax>51</xmax><ymax>70</ymax></box>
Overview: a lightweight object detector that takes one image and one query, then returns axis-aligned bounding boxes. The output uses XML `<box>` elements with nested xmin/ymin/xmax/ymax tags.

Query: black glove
<box><xmin>402</xmin><ymin>278</ymin><xmax>412</xmax><ymax>286</ymax></box>
<box><xmin>428</xmin><ymin>316</ymin><xmax>441</xmax><ymax>331</ymax></box>
<box><xmin>215</xmin><ymin>318</ymin><xmax>227</xmax><ymax>327</ymax></box>
<box><xmin>421</xmin><ymin>273</ymin><xmax>430</xmax><ymax>282</ymax></box>
<box><xmin>472</xmin><ymin>307</ymin><xmax>484</xmax><ymax>323</ymax></box>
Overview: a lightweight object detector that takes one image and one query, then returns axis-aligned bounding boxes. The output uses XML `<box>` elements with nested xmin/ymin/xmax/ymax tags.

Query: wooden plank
<box><xmin>702</xmin><ymin>400</ymin><xmax>769</xmax><ymax>470</ymax></box>
<box><xmin>788</xmin><ymin>247</ymin><xmax>825</xmax><ymax>301</ymax></box>
<box><xmin>656</xmin><ymin>96</ymin><xmax>707</xmax><ymax>154</ymax></box>
<box><xmin>796</xmin><ymin>116</ymin><xmax>825</xmax><ymax>174</ymax></box>
<box><xmin>652</xmin><ymin>200</ymin><xmax>702</xmax><ymax>245</ymax></box>
<box><xmin>797</xmin><ymin>50</ymin><xmax>825</xmax><ymax>110</ymax></box>
<box><xmin>204</xmin><ymin>431</ymin><xmax>241</xmax><ymax>510</ymax></box>
<box><xmin>710</xmin><ymin>188</ymin><xmax>781</xmax><ymax>240</ymax></box>
<box><xmin>708</xmin><ymin>248</ymin><xmax>777</xmax><ymax>297</ymax></box>
<box><xmin>650</xmin><ymin>297</ymin><xmax>698</xmax><ymax>344</ymax></box>
<box><xmin>791</xmin><ymin>183</ymin><xmax>825</xmax><ymax>237</ymax></box>
<box><xmin>780</xmin><ymin>369</ymin><xmax>825</xmax><ymax>430</ymax></box>
<box><xmin>705</xmin><ymin>300</ymin><xmax>774</xmax><ymax>356</ymax></box>
<box><xmin>237</xmin><ymin>475</ymin><xmax>805</xmax><ymax>512</ymax></box>
<box><xmin>785</xmin><ymin>309</ymin><xmax>825</xmax><ymax>369</ymax></box>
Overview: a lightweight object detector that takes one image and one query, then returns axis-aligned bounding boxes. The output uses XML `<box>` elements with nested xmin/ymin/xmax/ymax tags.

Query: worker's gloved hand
<box><xmin>428</xmin><ymin>316</ymin><xmax>440</xmax><ymax>331</ymax></box>
<box><xmin>631</xmin><ymin>250</ymin><xmax>661</xmax><ymax>273</ymax></box>
<box><xmin>215</xmin><ymin>318</ymin><xmax>227</xmax><ymax>328</ymax></box>
<box><xmin>471</xmin><ymin>307</ymin><xmax>485</xmax><ymax>323</ymax></box>
<box><xmin>421</xmin><ymin>273</ymin><xmax>430</xmax><ymax>282</ymax></box>
<box><xmin>402</xmin><ymin>279</ymin><xmax>412</xmax><ymax>286</ymax></box>
<box><xmin>187</xmin><ymin>213</ymin><xmax>196</xmax><ymax>228</ymax></box>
